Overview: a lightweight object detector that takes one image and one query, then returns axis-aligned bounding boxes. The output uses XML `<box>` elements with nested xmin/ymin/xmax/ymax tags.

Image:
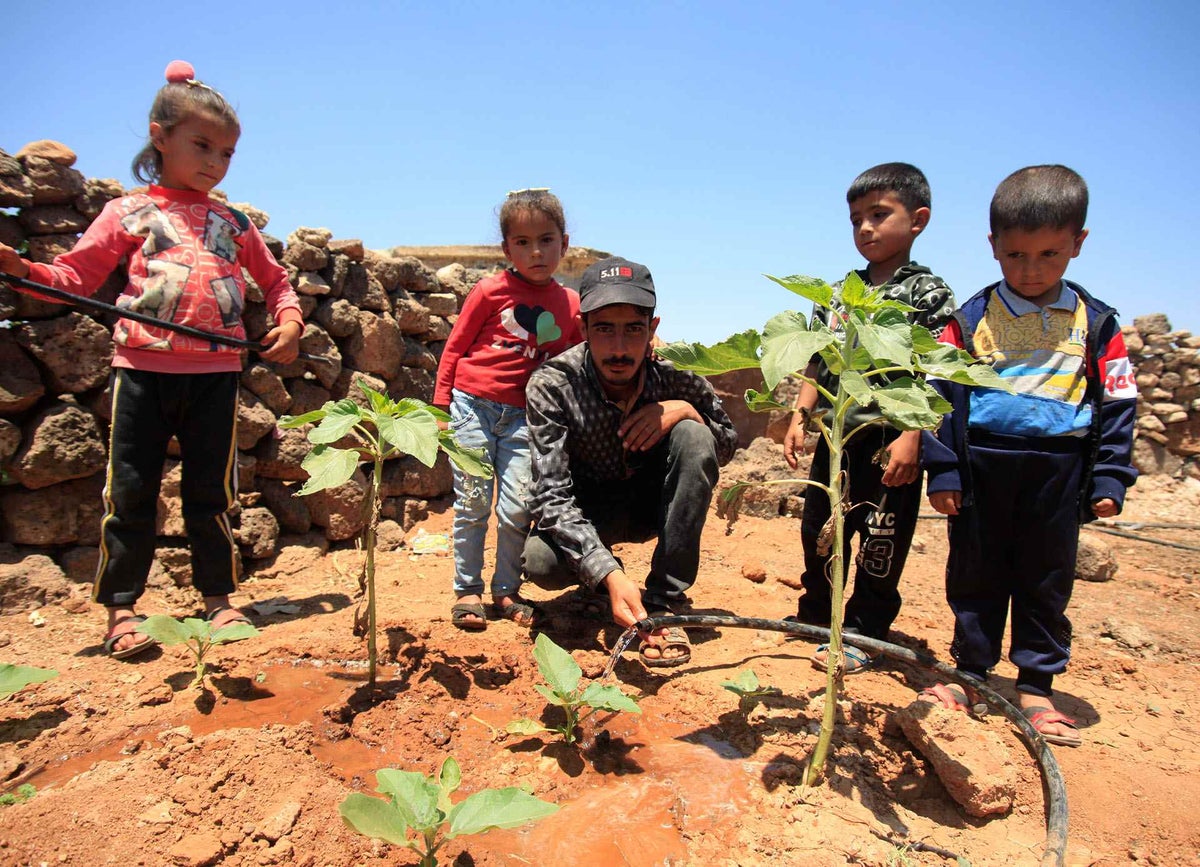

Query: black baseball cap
<box><xmin>578</xmin><ymin>256</ymin><xmax>657</xmax><ymax>313</ymax></box>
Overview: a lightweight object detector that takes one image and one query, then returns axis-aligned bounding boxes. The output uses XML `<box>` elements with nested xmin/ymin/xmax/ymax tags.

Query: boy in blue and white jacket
<box><xmin>921</xmin><ymin>165</ymin><xmax>1138</xmax><ymax>747</ymax></box>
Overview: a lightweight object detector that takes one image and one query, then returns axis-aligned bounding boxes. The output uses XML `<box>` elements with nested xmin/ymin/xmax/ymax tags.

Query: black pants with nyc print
<box><xmin>93</xmin><ymin>368</ymin><xmax>241</xmax><ymax>607</ymax></box>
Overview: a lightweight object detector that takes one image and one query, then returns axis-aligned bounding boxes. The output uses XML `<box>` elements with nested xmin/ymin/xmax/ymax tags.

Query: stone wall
<box><xmin>0</xmin><ymin>140</ymin><xmax>609</xmax><ymax>575</ymax></box>
<box><xmin>1125</xmin><ymin>314</ymin><xmax>1200</xmax><ymax>478</ymax></box>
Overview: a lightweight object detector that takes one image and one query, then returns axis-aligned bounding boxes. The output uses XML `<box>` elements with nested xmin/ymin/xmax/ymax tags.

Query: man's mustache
<box><xmin>602</xmin><ymin>356</ymin><xmax>637</xmax><ymax>366</ymax></box>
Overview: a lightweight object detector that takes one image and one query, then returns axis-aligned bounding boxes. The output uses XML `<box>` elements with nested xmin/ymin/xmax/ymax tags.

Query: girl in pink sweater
<box><xmin>0</xmin><ymin>62</ymin><xmax>302</xmax><ymax>658</ymax></box>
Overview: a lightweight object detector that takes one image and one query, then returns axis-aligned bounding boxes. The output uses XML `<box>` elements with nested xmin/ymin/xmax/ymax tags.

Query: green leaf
<box><xmin>839</xmin><ymin>370</ymin><xmax>874</xmax><ymax>411</ymax></box>
<box><xmin>375</xmin><ymin>768</ymin><xmax>441</xmax><ymax>832</ymax></box>
<box><xmin>745</xmin><ymin>388</ymin><xmax>788</xmax><ymax>413</ymax></box>
<box><xmin>852</xmin><ymin>312</ymin><xmax>914</xmax><ymax>369</ymax></box>
<box><xmin>296</xmin><ymin>445</ymin><xmax>360</xmax><ymax>496</ymax></box>
<box><xmin>915</xmin><ymin>345</ymin><xmax>1013</xmax><ymax>391</ymax></box>
<box><xmin>377</xmin><ymin>411</ymin><xmax>439</xmax><ymax>467</ymax></box>
<box><xmin>438</xmin><ymin>431</ymin><xmax>493</xmax><ymax>479</ymax></box>
<box><xmin>579</xmin><ymin>683</ymin><xmax>641</xmax><ymax>714</ymax></box>
<box><xmin>0</xmin><ymin>664</ymin><xmax>57</xmax><ymax>699</ymax></box>
<box><xmin>338</xmin><ymin>793</ymin><xmax>413</xmax><ymax>846</ymax></box>
<box><xmin>504</xmin><ymin>718</ymin><xmax>550</xmax><ymax>736</ymax></box>
<box><xmin>910</xmin><ymin>324</ymin><xmax>942</xmax><ymax>355</ymax></box>
<box><xmin>765</xmin><ymin>274</ymin><xmax>834</xmax><ymax>308</ymax></box>
<box><xmin>437</xmin><ymin>756</ymin><xmax>461</xmax><ymax>813</ymax></box>
<box><xmin>446</xmin><ymin>788</ymin><xmax>559</xmax><ymax>839</ymax></box>
<box><xmin>871</xmin><ymin>378</ymin><xmax>948</xmax><ymax>430</ymax></box>
<box><xmin>532</xmin><ymin>634</ymin><xmax>581</xmax><ymax>695</ymax></box>
<box><xmin>720</xmin><ymin>669</ymin><xmax>761</xmax><ymax>694</ymax></box>
<box><xmin>209</xmin><ymin>622</ymin><xmax>259</xmax><ymax>645</ymax></box>
<box><xmin>533</xmin><ymin>683</ymin><xmax>567</xmax><ymax>707</ymax></box>
<box><xmin>136</xmin><ymin>614</ymin><xmax>196</xmax><ymax>646</ymax></box>
<box><xmin>277</xmin><ymin>409</ymin><xmax>325</xmax><ymax>428</ymax></box>
<box><xmin>760</xmin><ymin>312</ymin><xmax>836</xmax><ymax>390</ymax></box>
<box><xmin>358</xmin><ymin>381</ymin><xmax>392</xmax><ymax>415</ymax></box>
<box><xmin>424</xmin><ymin>404</ymin><xmax>451</xmax><ymax>423</ymax></box>
<box><xmin>839</xmin><ymin>270</ymin><xmax>869</xmax><ymax>309</ymax></box>
<box><xmin>309</xmin><ymin>400</ymin><xmax>364</xmax><ymax>444</ymax></box>
<box><xmin>655</xmin><ymin>330</ymin><xmax>762</xmax><ymax>377</ymax></box>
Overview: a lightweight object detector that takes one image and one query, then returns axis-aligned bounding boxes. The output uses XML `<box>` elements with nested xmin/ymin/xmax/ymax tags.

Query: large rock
<box><xmin>0</xmin><ymin>476</ymin><xmax>101</xmax><ymax>545</ymax></box>
<box><xmin>381</xmin><ymin>454</ymin><xmax>452</xmax><ymax>498</ymax></box>
<box><xmin>0</xmin><ymin>418</ymin><xmax>20</xmax><ymax>463</ymax></box>
<box><xmin>895</xmin><ymin>699</ymin><xmax>1017</xmax><ymax>818</ymax></box>
<box><xmin>237</xmin><ymin>506</ymin><xmax>280</xmax><ymax>559</ymax></box>
<box><xmin>342</xmin><ymin>311</ymin><xmax>402</xmax><ymax>378</ymax></box>
<box><xmin>75</xmin><ymin>177</ymin><xmax>124</xmax><ymax>220</ymax></box>
<box><xmin>0</xmin><ymin>148</ymin><xmax>33</xmax><ymax>207</ymax></box>
<box><xmin>331</xmin><ymin>369</ymin><xmax>387</xmax><ymax>406</ymax></box>
<box><xmin>7</xmin><ymin>399</ymin><xmax>107</xmax><ymax>489</ymax></box>
<box><xmin>282</xmin><ymin>240</ymin><xmax>327</xmax><ymax>272</ymax></box>
<box><xmin>392</xmin><ymin>296</ymin><xmax>433</xmax><ymax>335</ymax></box>
<box><xmin>312</xmin><ymin>298</ymin><xmax>359</xmax><ymax>338</ymax></box>
<box><xmin>708</xmin><ymin>369</ymin><xmax>770</xmax><ymax>449</ymax></box>
<box><xmin>296</xmin><ymin>325</ymin><xmax>342</xmax><ymax>389</ymax></box>
<box><xmin>156</xmin><ymin>461</ymin><xmax>186</xmax><ymax>537</ymax></box>
<box><xmin>286</xmin><ymin>380</ymin><xmax>332</xmax><ymax>416</ymax></box>
<box><xmin>257</xmin><ymin>479</ymin><xmax>311</xmax><ymax>534</ymax></box>
<box><xmin>307</xmin><ymin>469</ymin><xmax>368</xmax><ymax>541</ymax></box>
<box><xmin>0</xmin><ymin>335</ymin><xmax>46</xmax><ymax>413</ymax></box>
<box><xmin>399</xmin><ymin>335</ymin><xmax>437</xmax><ymax>372</ymax></box>
<box><xmin>419</xmin><ymin>293</ymin><xmax>458</xmax><ymax>318</ymax></box>
<box><xmin>17</xmin><ymin>205</ymin><xmax>90</xmax><ymax>235</ymax></box>
<box><xmin>237</xmin><ymin>387</ymin><xmax>277</xmax><ymax>450</ymax></box>
<box><xmin>0</xmin><ymin>550</ymin><xmax>69</xmax><ymax>613</ymax></box>
<box><xmin>15</xmin><ymin>312</ymin><xmax>112</xmax><ymax>393</ymax></box>
<box><xmin>15</xmin><ymin>140</ymin><xmax>76</xmax><ymax>165</ymax></box>
<box><xmin>1133</xmin><ymin>314</ymin><xmax>1171</xmax><ymax>336</ymax></box>
<box><xmin>22</xmin><ymin>155</ymin><xmax>85</xmax><ymax>205</ymax></box>
<box><xmin>341</xmin><ymin>263</ymin><xmax>389</xmax><ymax>312</ymax></box>
<box><xmin>1075</xmin><ymin>533</ymin><xmax>1118</xmax><ymax>582</ymax></box>
<box><xmin>387</xmin><ymin>366</ymin><xmax>435</xmax><ymax>403</ymax></box>
<box><xmin>253</xmin><ymin>425</ymin><xmax>313</xmax><ymax>481</ymax></box>
<box><xmin>715</xmin><ymin>436</ymin><xmax>809</xmax><ymax>520</ymax></box>
<box><xmin>241</xmin><ymin>364</ymin><xmax>291</xmax><ymax>416</ymax></box>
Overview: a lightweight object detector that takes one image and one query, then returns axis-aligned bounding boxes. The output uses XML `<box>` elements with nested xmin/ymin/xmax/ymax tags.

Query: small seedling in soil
<box><xmin>0</xmin><ymin>663</ymin><xmax>57</xmax><ymax>700</ymax></box>
<box><xmin>137</xmin><ymin>615</ymin><xmax>258</xmax><ymax>688</ymax></box>
<box><xmin>506</xmin><ymin>634</ymin><xmax>641</xmax><ymax>745</ymax></box>
<box><xmin>280</xmin><ymin>383</ymin><xmax>490</xmax><ymax>687</ymax></box>
<box><xmin>721</xmin><ymin>669</ymin><xmax>783</xmax><ymax>716</ymax></box>
<box><xmin>0</xmin><ymin>784</ymin><xmax>37</xmax><ymax>807</ymax></box>
<box><xmin>338</xmin><ymin>756</ymin><xmax>558</xmax><ymax>867</ymax></box>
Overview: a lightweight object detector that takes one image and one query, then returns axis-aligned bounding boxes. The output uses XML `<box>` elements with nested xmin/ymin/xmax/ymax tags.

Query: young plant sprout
<box><xmin>136</xmin><ymin>615</ymin><xmax>257</xmax><ymax>688</ymax></box>
<box><xmin>279</xmin><ymin>383</ymin><xmax>490</xmax><ymax>687</ymax></box>
<box><xmin>338</xmin><ymin>756</ymin><xmax>558</xmax><ymax>867</ymax></box>
<box><xmin>506</xmin><ymin>633</ymin><xmax>641</xmax><ymax>745</ymax></box>
<box><xmin>658</xmin><ymin>271</ymin><xmax>1008</xmax><ymax>784</ymax></box>
<box><xmin>721</xmin><ymin>669</ymin><xmax>782</xmax><ymax>716</ymax></box>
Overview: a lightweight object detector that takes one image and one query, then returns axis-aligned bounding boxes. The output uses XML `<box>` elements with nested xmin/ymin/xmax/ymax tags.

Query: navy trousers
<box><xmin>946</xmin><ymin>432</ymin><xmax>1084</xmax><ymax>697</ymax></box>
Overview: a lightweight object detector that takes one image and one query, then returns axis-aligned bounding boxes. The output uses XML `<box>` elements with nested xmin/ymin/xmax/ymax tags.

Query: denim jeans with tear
<box><xmin>449</xmin><ymin>389</ymin><xmax>531</xmax><ymax>598</ymax></box>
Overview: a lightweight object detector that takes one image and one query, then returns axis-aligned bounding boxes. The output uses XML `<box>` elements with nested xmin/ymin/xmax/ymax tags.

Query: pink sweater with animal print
<box><xmin>26</xmin><ymin>185</ymin><xmax>302</xmax><ymax>374</ymax></box>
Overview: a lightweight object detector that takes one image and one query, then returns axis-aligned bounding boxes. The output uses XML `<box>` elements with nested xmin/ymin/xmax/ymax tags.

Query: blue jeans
<box><xmin>449</xmin><ymin>389</ymin><xmax>532</xmax><ymax>598</ymax></box>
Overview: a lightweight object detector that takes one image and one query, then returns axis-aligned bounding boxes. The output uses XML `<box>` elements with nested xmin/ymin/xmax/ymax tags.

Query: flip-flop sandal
<box><xmin>205</xmin><ymin>605</ymin><xmax>253</xmax><ymax>629</ymax></box>
<box><xmin>103</xmin><ymin>615</ymin><xmax>157</xmax><ymax>660</ymax></box>
<box><xmin>639</xmin><ymin>624</ymin><xmax>691</xmax><ymax>669</ymax></box>
<box><xmin>916</xmin><ymin>682</ymin><xmax>988</xmax><ymax>716</ymax></box>
<box><xmin>1023</xmin><ymin>706</ymin><xmax>1082</xmax><ymax>747</ymax></box>
<box><xmin>493</xmin><ymin>598</ymin><xmax>539</xmax><ymax>628</ymax></box>
<box><xmin>811</xmin><ymin>643</ymin><xmax>876</xmax><ymax>674</ymax></box>
<box><xmin>451</xmin><ymin>602</ymin><xmax>488</xmax><ymax>631</ymax></box>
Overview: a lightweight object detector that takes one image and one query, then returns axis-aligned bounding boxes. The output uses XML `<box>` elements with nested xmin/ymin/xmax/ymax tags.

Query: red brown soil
<box><xmin>1</xmin><ymin>476</ymin><xmax>1198</xmax><ymax>866</ymax></box>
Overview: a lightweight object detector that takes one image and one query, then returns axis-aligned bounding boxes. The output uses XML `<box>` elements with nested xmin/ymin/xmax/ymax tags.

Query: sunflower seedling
<box><xmin>339</xmin><ymin>756</ymin><xmax>558</xmax><ymax>867</ymax></box>
<box><xmin>721</xmin><ymin>669</ymin><xmax>782</xmax><ymax>716</ymax></box>
<box><xmin>0</xmin><ymin>663</ymin><xmax>57</xmax><ymax>700</ymax></box>
<box><xmin>136</xmin><ymin>615</ymin><xmax>257</xmax><ymax>688</ymax></box>
<box><xmin>506</xmin><ymin>633</ymin><xmax>640</xmax><ymax>745</ymax></box>
<box><xmin>0</xmin><ymin>784</ymin><xmax>37</xmax><ymax>807</ymax></box>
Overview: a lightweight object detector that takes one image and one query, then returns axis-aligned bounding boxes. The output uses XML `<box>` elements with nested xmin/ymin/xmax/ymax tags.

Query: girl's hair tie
<box><xmin>507</xmin><ymin>187</ymin><xmax>551</xmax><ymax>198</ymax></box>
<box><xmin>164</xmin><ymin>60</ymin><xmax>196</xmax><ymax>84</ymax></box>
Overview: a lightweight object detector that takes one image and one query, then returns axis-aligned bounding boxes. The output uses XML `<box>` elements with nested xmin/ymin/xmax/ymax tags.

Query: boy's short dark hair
<box><xmin>846</xmin><ymin>162</ymin><xmax>931</xmax><ymax>213</ymax></box>
<box><xmin>990</xmin><ymin>165</ymin><xmax>1088</xmax><ymax>235</ymax></box>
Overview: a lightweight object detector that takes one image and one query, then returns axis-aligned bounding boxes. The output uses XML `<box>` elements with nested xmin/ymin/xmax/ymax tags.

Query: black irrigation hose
<box><xmin>626</xmin><ymin>613</ymin><xmax>1069</xmax><ymax>867</ymax></box>
<box><xmin>0</xmin><ymin>272</ymin><xmax>332</xmax><ymax>364</ymax></box>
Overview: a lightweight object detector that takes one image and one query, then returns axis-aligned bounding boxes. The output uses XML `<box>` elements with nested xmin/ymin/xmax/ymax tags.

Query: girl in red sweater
<box><xmin>433</xmin><ymin>190</ymin><xmax>582</xmax><ymax>629</ymax></box>
<box><xmin>0</xmin><ymin>62</ymin><xmax>302</xmax><ymax>658</ymax></box>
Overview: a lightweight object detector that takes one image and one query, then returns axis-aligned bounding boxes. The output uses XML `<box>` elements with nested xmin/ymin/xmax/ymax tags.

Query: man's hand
<box><xmin>259</xmin><ymin>320</ymin><xmax>303</xmax><ymax>364</ymax></box>
<box><xmin>929</xmin><ymin>490</ymin><xmax>961</xmax><ymax>516</ymax></box>
<box><xmin>1092</xmin><ymin>497</ymin><xmax>1118</xmax><ymax>518</ymax></box>
<box><xmin>604</xmin><ymin>570</ymin><xmax>665</xmax><ymax>647</ymax></box>
<box><xmin>783</xmin><ymin>409</ymin><xmax>810</xmax><ymax>470</ymax></box>
<box><xmin>618</xmin><ymin>400</ymin><xmax>699</xmax><ymax>452</ymax></box>
<box><xmin>881</xmin><ymin>430</ymin><xmax>920</xmax><ymax>487</ymax></box>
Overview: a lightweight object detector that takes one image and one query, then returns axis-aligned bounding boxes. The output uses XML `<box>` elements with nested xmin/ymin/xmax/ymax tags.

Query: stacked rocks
<box><xmin>0</xmin><ymin>140</ymin><xmax>501</xmax><ymax>570</ymax></box>
<box><xmin>1125</xmin><ymin>314</ymin><xmax>1200</xmax><ymax>479</ymax></box>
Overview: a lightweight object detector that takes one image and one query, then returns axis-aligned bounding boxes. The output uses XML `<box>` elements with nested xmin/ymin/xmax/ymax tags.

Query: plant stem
<box><xmin>365</xmin><ymin>458</ymin><xmax>382</xmax><ymax>688</ymax></box>
<box><xmin>806</xmin><ymin>328</ymin><xmax>854</xmax><ymax>786</ymax></box>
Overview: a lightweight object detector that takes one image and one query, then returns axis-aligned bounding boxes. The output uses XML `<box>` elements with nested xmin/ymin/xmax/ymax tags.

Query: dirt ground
<box><xmin>0</xmin><ymin>471</ymin><xmax>1198</xmax><ymax>867</ymax></box>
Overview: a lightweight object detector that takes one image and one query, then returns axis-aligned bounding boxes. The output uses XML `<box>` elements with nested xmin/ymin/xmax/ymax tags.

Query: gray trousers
<box><xmin>521</xmin><ymin>419</ymin><xmax>719</xmax><ymax>612</ymax></box>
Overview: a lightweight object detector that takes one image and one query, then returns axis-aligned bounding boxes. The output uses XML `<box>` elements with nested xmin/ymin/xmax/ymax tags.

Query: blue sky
<box><xmin>6</xmin><ymin>2</ymin><xmax>1198</xmax><ymax>343</ymax></box>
